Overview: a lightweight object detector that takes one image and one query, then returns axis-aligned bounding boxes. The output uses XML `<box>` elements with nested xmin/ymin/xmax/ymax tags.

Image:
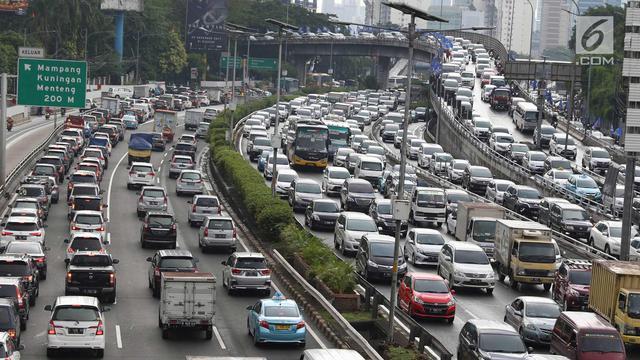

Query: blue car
<box><xmin>246</xmin><ymin>293</ymin><xmax>306</xmax><ymax>346</ymax></box>
<box><xmin>565</xmin><ymin>174</ymin><xmax>602</xmax><ymax>202</ymax></box>
<box><xmin>257</xmin><ymin>150</ymin><xmax>272</xmax><ymax>173</ymax></box>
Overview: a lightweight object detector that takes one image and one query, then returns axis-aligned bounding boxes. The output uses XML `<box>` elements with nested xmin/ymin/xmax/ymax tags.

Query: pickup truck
<box><xmin>65</xmin><ymin>251</ymin><xmax>119</xmax><ymax>303</ymax></box>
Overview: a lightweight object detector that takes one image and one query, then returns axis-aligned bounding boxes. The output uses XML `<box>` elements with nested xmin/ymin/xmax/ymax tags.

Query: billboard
<box><xmin>100</xmin><ymin>0</ymin><xmax>144</xmax><ymax>12</ymax></box>
<box><xmin>0</xmin><ymin>0</ymin><xmax>30</xmax><ymax>15</ymax></box>
<box><xmin>186</xmin><ymin>0</ymin><xmax>228</xmax><ymax>51</ymax></box>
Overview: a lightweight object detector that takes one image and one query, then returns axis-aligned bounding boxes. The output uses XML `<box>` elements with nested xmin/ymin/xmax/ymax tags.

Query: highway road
<box><xmin>15</xmin><ymin>107</ymin><xmax>329</xmax><ymax>359</ymax></box>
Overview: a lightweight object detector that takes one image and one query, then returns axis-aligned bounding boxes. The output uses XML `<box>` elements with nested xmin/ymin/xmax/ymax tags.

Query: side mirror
<box><xmin>18</xmin><ymin>344</ymin><xmax>24</xmax><ymax>351</ymax></box>
<box><xmin>63</xmin><ymin>238</ymin><xmax>70</xmax><ymax>243</ymax></box>
<box><xmin>102</xmin><ymin>204</ymin><xmax>108</xmax><ymax>208</ymax></box>
<box><xmin>146</xmin><ymin>257</ymin><xmax>152</xmax><ymax>262</ymax></box>
<box><xmin>187</xmin><ymin>200</ymin><xmax>192</xmax><ymax>204</ymax></box>
<box><xmin>44</xmin><ymin>305</ymin><xmax>52</xmax><ymax>311</ymax></box>
<box><xmin>527</xmin><ymin>347</ymin><xmax>534</xmax><ymax>353</ymax></box>
<box><xmin>444</xmin><ymin>255</ymin><xmax>452</xmax><ymax>262</ymax></box>
<box><xmin>450</xmin><ymin>289</ymin><xmax>456</xmax><ymax>295</ymax></box>
<box><xmin>102</xmin><ymin>306</ymin><xmax>111</xmax><ymax>312</ymax></box>
<box><xmin>112</xmin><ymin>259</ymin><xmax>119</xmax><ymax>264</ymax></box>
<box><xmin>221</xmin><ymin>261</ymin><xmax>226</xmax><ymax>266</ymax></box>
<box><xmin>246</xmin><ymin>305</ymin><xmax>253</xmax><ymax>310</ymax></box>
<box><xmin>64</xmin><ymin>259</ymin><xmax>70</xmax><ymax>264</ymax></box>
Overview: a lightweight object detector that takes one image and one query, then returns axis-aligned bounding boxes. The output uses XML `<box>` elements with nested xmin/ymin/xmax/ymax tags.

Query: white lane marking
<box><xmin>156</xmin><ymin>178</ymin><xmax>160</xmax><ymax>183</ymax></box>
<box><xmin>212</xmin><ymin>326</ymin><xmax>226</xmax><ymax>350</ymax></box>
<box><xmin>163</xmin><ymin>152</ymin><xmax>168</xmax><ymax>157</ymax></box>
<box><xmin>115</xmin><ymin>324</ymin><xmax>123</xmax><ymax>349</ymax></box>
<box><xmin>107</xmin><ymin>151</ymin><xmax>129</xmax><ymax>220</ymax></box>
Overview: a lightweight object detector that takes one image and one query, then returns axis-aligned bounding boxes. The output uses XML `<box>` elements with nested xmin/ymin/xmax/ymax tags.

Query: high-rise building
<box><xmin>495</xmin><ymin>0</ymin><xmax>534</xmax><ymax>56</ymax></box>
<box><xmin>321</xmin><ymin>0</ymin><xmax>365</xmax><ymax>23</ymax></box>
<box><xmin>622</xmin><ymin>1</ymin><xmax>640</xmax><ymax>154</ymax></box>
<box><xmin>293</xmin><ymin>0</ymin><xmax>317</xmax><ymax>12</ymax></box>
<box><xmin>539</xmin><ymin>0</ymin><xmax>572</xmax><ymax>56</ymax></box>
<box><xmin>578</xmin><ymin>0</ymin><xmax>622</xmax><ymax>14</ymax></box>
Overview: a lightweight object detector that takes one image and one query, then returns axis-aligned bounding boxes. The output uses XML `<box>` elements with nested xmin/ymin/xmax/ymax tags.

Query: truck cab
<box><xmin>410</xmin><ymin>187</ymin><xmax>446</xmax><ymax>227</ymax></box>
<box><xmin>464</xmin><ymin>217</ymin><xmax>498</xmax><ymax>260</ymax></box>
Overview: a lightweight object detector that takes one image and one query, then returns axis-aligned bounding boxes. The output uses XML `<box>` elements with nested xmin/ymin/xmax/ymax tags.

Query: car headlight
<box><xmin>367</xmin><ymin>260</ymin><xmax>378</xmax><ymax>268</ymax></box>
<box><xmin>413</xmin><ymin>296</ymin><xmax>425</xmax><ymax>304</ymax></box>
<box><xmin>525</xmin><ymin>322</ymin><xmax>538</xmax><ymax>331</ymax></box>
<box><xmin>399</xmin><ymin>262</ymin><xmax>407</xmax><ymax>269</ymax></box>
<box><xmin>517</xmin><ymin>269</ymin><xmax>527</xmax><ymax>276</ymax></box>
<box><xmin>312</xmin><ymin>214</ymin><xmax>321</xmax><ymax>221</ymax></box>
<box><xmin>624</xmin><ymin>325</ymin><xmax>637</xmax><ymax>336</ymax></box>
<box><xmin>446</xmin><ymin>299</ymin><xmax>456</xmax><ymax>306</ymax></box>
<box><xmin>486</xmin><ymin>272</ymin><xmax>495</xmax><ymax>279</ymax></box>
<box><xmin>454</xmin><ymin>270</ymin><xmax>465</xmax><ymax>278</ymax></box>
<box><xmin>564</xmin><ymin>225</ymin><xmax>574</xmax><ymax>230</ymax></box>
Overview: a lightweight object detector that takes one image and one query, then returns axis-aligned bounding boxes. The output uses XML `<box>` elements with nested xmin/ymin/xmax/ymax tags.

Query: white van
<box><xmin>410</xmin><ymin>187</ymin><xmax>446</xmax><ymax>226</ymax></box>
<box><xmin>513</xmin><ymin>101</ymin><xmax>539</xmax><ymax>132</ymax></box>
<box><xmin>354</xmin><ymin>155</ymin><xmax>384</xmax><ymax>186</ymax></box>
<box><xmin>300</xmin><ymin>349</ymin><xmax>365</xmax><ymax>360</ymax></box>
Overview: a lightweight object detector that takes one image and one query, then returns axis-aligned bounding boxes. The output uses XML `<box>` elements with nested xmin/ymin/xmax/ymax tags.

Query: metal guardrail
<box><xmin>252</xmin><ymin>37</ymin><xmax>439</xmax><ymax>55</ymax></box>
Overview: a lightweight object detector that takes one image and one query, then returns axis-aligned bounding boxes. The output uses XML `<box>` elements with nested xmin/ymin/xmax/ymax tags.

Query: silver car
<box><xmin>137</xmin><ymin>186</ymin><xmax>168</xmax><ymax>217</ymax></box>
<box><xmin>504</xmin><ymin>296</ymin><xmax>561</xmax><ymax>345</ymax></box>
<box><xmin>221</xmin><ymin>252</ymin><xmax>271</xmax><ymax>295</ymax></box>
<box><xmin>0</xmin><ymin>215</ymin><xmax>46</xmax><ymax>248</ymax></box>
<box><xmin>187</xmin><ymin>195</ymin><xmax>221</xmax><ymax>226</ymax></box>
<box><xmin>168</xmin><ymin>155</ymin><xmax>195</xmax><ymax>179</ymax></box>
<box><xmin>198</xmin><ymin>216</ymin><xmax>236</xmax><ymax>251</ymax></box>
<box><xmin>176</xmin><ymin>170</ymin><xmax>204</xmax><ymax>196</ymax></box>
<box><xmin>69</xmin><ymin>210</ymin><xmax>107</xmax><ymax>241</ymax></box>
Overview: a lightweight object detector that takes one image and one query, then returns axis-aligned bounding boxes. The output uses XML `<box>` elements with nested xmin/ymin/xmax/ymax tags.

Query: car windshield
<box><xmin>75</xmin><ymin>215</ymin><xmax>102</xmax><ymax>225</ymax></box>
<box><xmin>455</xmin><ymin>250</ymin><xmax>490</xmax><ymax>264</ymax></box>
<box><xmin>181</xmin><ymin>172</ymin><xmax>201</xmax><ymax>181</ymax></box>
<box><xmin>13</xmin><ymin>201</ymin><xmax>37</xmax><ymax>209</ymax></box>
<box><xmin>84</xmin><ymin>151</ymin><xmax>102</xmax><ymax>158</ymax></box>
<box><xmin>480</xmin><ymin>334</ymin><xmax>526</xmax><ymax>353</ymax></box>
<box><xmin>592</xmin><ymin>150</ymin><xmax>610</xmax><ymax>158</ymax></box>
<box><xmin>159</xmin><ymin>258</ymin><xmax>195</xmax><ymax>268</ymax></box>
<box><xmin>5</xmin><ymin>242</ymin><xmax>40</xmax><ymax>254</ymax></box>
<box><xmin>264</xmin><ymin>306</ymin><xmax>299</xmax><ymax>317</ymax></box>
<box><xmin>525</xmin><ymin>302</ymin><xmax>561</xmax><ymax>318</ymax></box>
<box><xmin>131</xmin><ymin>165</ymin><xmax>152</xmax><ymax>173</ymax></box>
<box><xmin>71</xmin><ymin>238</ymin><xmax>102</xmax><ymax>251</ymax></box>
<box><xmin>577</xmin><ymin>178</ymin><xmax>598</xmax><ymax>188</ymax></box>
<box><xmin>518</xmin><ymin>189</ymin><xmax>540</xmax><ymax>199</ymax></box>
<box><xmin>21</xmin><ymin>188</ymin><xmax>44</xmax><ymax>197</ymax></box>
<box><xmin>416</xmin><ymin>233</ymin><xmax>445</xmax><ymax>245</ymax></box>
<box><xmin>551</xmin><ymin>160</ymin><xmax>571</xmax><ymax>169</ymax></box>
<box><xmin>0</xmin><ymin>285</ymin><xmax>17</xmax><ymax>298</ymax></box>
<box><xmin>297</xmin><ymin>183</ymin><xmax>321</xmax><ymax>194</ymax></box>
<box><xmin>148</xmin><ymin>216</ymin><xmax>173</xmax><ymax>226</ymax></box>
<box><xmin>53</xmin><ymin>306</ymin><xmax>100</xmax><ymax>321</ymax></box>
<box><xmin>580</xmin><ymin>333</ymin><xmax>624</xmax><ymax>353</ymax></box>
<box><xmin>609</xmin><ymin>226</ymin><xmax>622</xmax><ymax>238</ymax></box>
<box><xmin>208</xmin><ymin>220</ymin><xmax>233</xmax><ymax>230</ymax></box>
<box><xmin>436</xmin><ymin>154</ymin><xmax>453</xmax><ymax>162</ymax></box>
<box><xmin>376</xmin><ymin>204</ymin><xmax>392</xmax><ymax>215</ymax></box>
<box><xmin>569</xmin><ymin>270</ymin><xmax>592</xmax><ymax>285</ymax></box>
<box><xmin>518</xmin><ymin>243</ymin><xmax>556</xmax><ymax>263</ymax></box>
<box><xmin>471</xmin><ymin>168</ymin><xmax>492</xmax><ymax>177</ymax></box>
<box><xmin>346</xmin><ymin>219</ymin><xmax>377</xmax><ymax>232</ymax></box>
<box><xmin>4</xmin><ymin>222</ymin><xmax>37</xmax><ymax>232</ymax></box>
<box><xmin>553</xmin><ymin>171</ymin><xmax>572</xmax><ymax>180</ymax></box>
<box><xmin>368</xmin><ymin>147</ymin><xmax>385</xmax><ymax>155</ymax></box>
<box><xmin>73</xmin><ymin>187</ymin><xmax>97</xmax><ymax>196</ymax></box>
<box><xmin>417</xmin><ymin>192</ymin><xmax>445</xmax><ymax>206</ymax></box>
<box><xmin>472</xmin><ymin>220</ymin><xmax>496</xmax><ymax>242</ymax></box>
<box><xmin>453</xmin><ymin>162</ymin><xmax>468</xmax><ymax>170</ymax></box>
<box><xmin>447</xmin><ymin>193</ymin><xmax>471</xmax><ymax>204</ymax></box>
<box><xmin>329</xmin><ymin>170</ymin><xmax>349</xmax><ymax>179</ymax></box>
<box><xmin>173</xmin><ymin>157</ymin><xmax>192</xmax><ymax>164</ymax></box>
<box><xmin>371</xmin><ymin>242</ymin><xmax>395</xmax><ymax>257</ymax></box>
<box><xmin>361</xmin><ymin>161</ymin><xmax>382</xmax><ymax>171</ymax></box>
<box><xmin>235</xmin><ymin>257</ymin><xmax>267</xmax><ymax>269</ymax></box>
<box><xmin>278</xmin><ymin>174</ymin><xmax>296</xmax><ymax>183</ymax></box>
<box><xmin>34</xmin><ymin>166</ymin><xmax>55</xmax><ymax>175</ymax></box>
<box><xmin>70</xmin><ymin>255</ymin><xmax>111</xmax><ymax>266</ymax></box>
<box><xmin>350</xmin><ymin>183</ymin><xmax>374</xmax><ymax>193</ymax></box>
<box><xmin>628</xmin><ymin>294</ymin><xmax>640</xmax><ymax>318</ymax></box>
<box><xmin>143</xmin><ymin>189</ymin><xmax>165</xmax><ymax>198</ymax></box>
<box><xmin>0</xmin><ymin>264</ymin><xmax>28</xmax><ymax>276</ymax></box>
<box><xmin>337</xmin><ymin>149</ymin><xmax>353</xmax><ymax>157</ymax></box>
<box><xmin>314</xmin><ymin>202</ymin><xmax>339</xmax><ymax>212</ymax></box>
<box><xmin>414</xmin><ymin>279</ymin><xmax>449</xmax><ymax>293</ymax></box>
<box><xmin>494</xmin><ymin>182</ymin><xmax>511</xmax><ymax>192</ymax></box>
<box><xmin>556</xmin><ymin>136</ymin><xmax>575</xmax><ymax>145</ymax></box>
<box><xmin>254</xmin><ymin>138</ymin><xmax>271</xmax><ymax>146</ymax></box>
<box><xmin>496</xmin><ymin>135</ymin><xmax>513</xmax><ymax>143</ymax></box>
<box><xmin>530</xmin><ymin>153</ymin><xmax>546</xmax><ymax>161</ymax></box>
<box><xmin>474</xmin><ymin>120</ymin><xmax>491</xmax><ymax>128</ymax></box>
<box><xmin>563</xmin><ymin>209</ymin><xmax>589</xmax><ymax>221</ymax></box>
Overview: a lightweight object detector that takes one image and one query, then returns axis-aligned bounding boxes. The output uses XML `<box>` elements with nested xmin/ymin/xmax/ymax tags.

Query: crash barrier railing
<box><xmin>430</xmin><ymin>91</ymin><xmax>614</xmax><ymax>220</ymax></box>
<box><xmin>371</xmin><ymin>118</ymin><xmax>614</xmax><ymax>261</ymax></box>
<box><xmin>252</xmin><ymin>37</ymin><xmax>439</xmax><ymax>56</ymax></box>
<box><xmin>353</xmin><ymin>275</ymin><xmax>453</xmax><ymax>360</ymax></box>
<box><xmin>232</xmin><ymin>109</ymin><xmax>454</xmax><ymax>359</ymax></box>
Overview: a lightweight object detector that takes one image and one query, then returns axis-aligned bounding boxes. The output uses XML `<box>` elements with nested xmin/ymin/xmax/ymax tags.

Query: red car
<box><xmin>397</xmin><ymin>273</ymin><xmax>456</xmax><ymax>323</ymax></box>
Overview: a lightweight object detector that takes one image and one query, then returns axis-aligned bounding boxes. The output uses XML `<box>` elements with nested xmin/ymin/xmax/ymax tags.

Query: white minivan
<box><xmin>513</xmin><ymin>102</ymin><xmax>539</xmax><ymax>132</ymax></box>
<box><xmin>354</xmin><ymin>156</ymin><xmax>384</xmax><ymax>187</ymax></box>
<box><xmin>410</xmin><ymin>187</ymin><xmax>446</xmax><ymax>226</ymax></box>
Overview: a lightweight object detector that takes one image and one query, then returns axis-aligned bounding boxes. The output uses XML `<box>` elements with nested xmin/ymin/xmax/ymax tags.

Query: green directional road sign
<box><xmin>17</xmin><ymin>58</ymin><xmax>87</xmax><ymax>108</ymax></box>
<box><xmin>220</xmin><ymin>56</ymin><xmax>277</xmax><ymax>71</ymax></box>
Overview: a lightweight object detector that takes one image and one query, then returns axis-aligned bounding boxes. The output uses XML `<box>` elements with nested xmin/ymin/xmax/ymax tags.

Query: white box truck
<box><xmin>454</xmin><ymin>202</ymin><xmax>505</xmax><ymax>259</ymax></box>
<box><xmin>184</xmin><ymin>109</ymin><xmax>205</xmax><ymax>131</ymax></box>
<box><xmin>159</xmin><ymin>272</ymin><xmax>216</xmax><ymax>340</ymax></box>
<box><xmin>134</xmin><ymin>85</ymin><xmax>152</xmax><ymax>98</ymax></box>
<box><xmin>101</xmin><ymin>97</ymin><xmax>120</xmax><ymax>117</ymax></box>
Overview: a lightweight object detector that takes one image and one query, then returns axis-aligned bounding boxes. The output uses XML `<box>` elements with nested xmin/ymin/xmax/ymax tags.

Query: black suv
<box><xmin>0</xmin><ymin>278</ymin><xmax>28</xmax><ymax>330</ymax></box>
<box><xmin>65</xmin><ymin>251</ymin><xmax>119</xmax><ymax>303</ymax></box>
<box><xmin>547</xmin><ymin>202</ymin><xmax>592</xmax><ymax>239</ymax></box>
<box><xmin>173</xmin><ymin>142</ymin><xmax>197</xmax><ymax>160</ymax></box>
<box><xmin>0</xmin><ymin>298</ymin><xmax>21</xmax><ymax>344</ymax></box>
<box><xmin>502</xmin><ymin>185</ymin><xmax>542</xmax><ymax>219</ymax></box>
<box><xmin>369</xmin><ymin>199</ymin><xmax>407</xmax><ymax>237</ymax></box>
<box><xmin>304</xmin><ymin>199</ymin><xmax>340</xmax><ymax>230</ymax></box>
<box><xmin>140</xmin><ymin>212</ymin><xmax>177</xmax><ymax>248</ymax></box>
<box><xmin>462</xmin><ymin>165</ymin><xmax>493</xmax><ymax>195</ymax></box>
<box><xmin>146</xmin><ymin>250</ymin><xmax>198</xmax><ymax>297</ymax></box>
<box><xmin>340</xmin><ymin>178</ymin><xmax>376</xmax><ymax>212</ymax></box>
<box><xmin>0</xmin><ymin>255</ymin><xmax>39</xmax><ymax>306</ymax></box>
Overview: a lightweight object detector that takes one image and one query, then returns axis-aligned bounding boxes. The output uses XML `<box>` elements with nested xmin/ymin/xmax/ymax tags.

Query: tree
<box><xmin>158</xmin><ymin>30</ymin><xmax>188</xmax><ymax>76</ymax></box>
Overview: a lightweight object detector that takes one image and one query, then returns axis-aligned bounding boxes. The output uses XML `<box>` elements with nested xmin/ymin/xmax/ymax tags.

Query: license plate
<box><xmin>470</xmin><ymin>279</ymin><xmax>481</xmax><ymax>283</ymax></box>
<box><xmin>275</xmin><ymin>325</ymin><xmax>289</xmax><ymax>330</ymax></box>
<box><xmin>202</xmin><ymin>210</ymin><xmax>211</xmax><ymax>213</ymax></box>
<box><xmin>245</xmin><ymin>271</ymin><xmax>257</xmax><ymax>276</ymax></box>
<box><xmin>214</xmin><ymin>234</ymin><xmax>226</xmax><ymax>238</ymax></box>
<box><xmin>137</xmin><ymin>174</ymin><xmax>145</xmax><ymax>178</ymax></box>
<box><xmin>15</xmin><ymin>236</ymin><xmax>26</xmax><ymax>240</ymax></box>
<box><xmin>149</xmin><ymin>201</ymin><xmax>157</xmax><ymax>205</ymax></box>
<box><xmin>86</xmin><ymin>289</ymin><xmax>98</xmax><ymax>294</ymax></box>
<box><xmin>68</xmin><ymin>328</ymin><xmax>84</xmax><ymax>334</ymax></box>
<box><xmin>532</xmin><ymin>277</ymin><xmax>541</xmax><ymax>282</ymax></box>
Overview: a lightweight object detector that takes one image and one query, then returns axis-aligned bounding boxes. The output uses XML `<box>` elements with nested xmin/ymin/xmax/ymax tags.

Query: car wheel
<box><xmin>96</xmin><ymin>349</ymin><xmax>104</xmax><ymax>358</ymax></box>
<box><xmin>486</xmin><ymin>288</ymin><xmax>493</xmax><ymax>295</ymax></box>
<box><xmin>411</xmin><ymin>253</ymin><xmax>416</xmax><ymax>266</ymax></box>
<box><xmin>544</xmin><ymin>283</ymin><xmax>552</xmax><ymax>291</ymax></box>
<box><xmin>47</xmin><ymin>348</ymin><xmax>56</xmax><ymax>357</ymax></box>
<box><xmin>334</xmin><ymin>235</ymin><xmax>339</xmax><ymax>249</ymax></box>
<box><xmin>29</xmin><ymin>293</ymin><xmax>36</xmax><ymax>306</ymax></box>
<box><xmin>162</xmin><ymin>328</ymin><xmax>170</xmax><ymax>339</ymax></box>
<box><xmin>605</xmin><ymin>245</ymin><xmax>611</xmax><ymax>256</ymax></box>
<box><xmin>341</xmin><ymin>240</ymin><xmax>348</xmax><ymax>256</ymax></box>
<box><xmin>253</xmin><ymin>330</ymin><xmax>260</xmax><ymax>346</ymax></box>
<box><xmin>205</xmin><ymin>327</ymin><xmax>213</xmax><ymax>340</ymax></box>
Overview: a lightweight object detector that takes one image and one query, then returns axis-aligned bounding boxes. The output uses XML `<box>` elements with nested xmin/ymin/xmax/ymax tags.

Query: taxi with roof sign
<box><xmin>246</xmin><ymin>292</ymin><xmax>306</xmax><ymax>346</ymax></box>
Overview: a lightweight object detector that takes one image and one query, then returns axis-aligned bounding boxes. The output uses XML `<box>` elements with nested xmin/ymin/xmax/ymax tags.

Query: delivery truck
<box><xmin>184</xmin><ymin>109</ymin><xmax>205</xmax><ymax>131</ymax></box>
<box><xmin>128</xmin><ymin>133</ymin><xmax>153</xmax><ymax>166</ymax></box>
<box><xmin>589</xmin><ymin>260</ymin><xmax>640</xmax><ymax>345</ymax></box>
<box><xmin>101</xmin><ymin>97</ymin><xmax>121</xmax><ymax>118</ymax></box>
<box><xmin>494</xmin><ymin>219</ymin><xmax>556</xmax><ymax>291</ymax></box>
<box><xmin>154</xmin><ymin>109</ymin><xmax>177</xmax><ymax>143</ymax></box>
<box><xmin>454</xmin><ymin>202</ymin><xmax>505</xmax><ymax>259</ymax></box>
<box><xmin>134</xmin><ymin>84</ymin><xmax>152</xmax><ymax>98</ymax></box>
<box><xmin>159</xmin><ymin>272</ymin><xmax>216</xmax><ymax>340</ymax></box>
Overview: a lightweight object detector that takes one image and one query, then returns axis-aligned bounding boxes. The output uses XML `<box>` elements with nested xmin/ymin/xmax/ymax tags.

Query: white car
<box><xmin>127</xmin><ymin>162</ymin><xmax>156</xmax><ymax>189</ymax></box>
<box><xmin>406</xmin><ymin>139</ymin><xmax>426</xmax><ymax>160</ymax></box>
<box><xmin>417</xmin><ymin>143</ymin><xmax>444</xmax><ymax>169</ymax></box>
<box><xmin>177</xmin><ymin>134</ymin><xmax>197</xmax><ymax>146</ymax></box>
<box><xmin>447</xmin><ymin>159</ymin><xmax>469</xmax><ymax>183</ymax></box>
<box><xmin>63</xmin><ymin>233</ymin><xmax>107</xmax><ymax>262</ymax></box>
<box><xmin>274</xmin><ymin>168</ymin><xmax>299</xmax><ymax>198</ymax></box>
<box><xmin>45</xmin><ymin>296</ymin><xmax>106</xmax><ymax>358</ymax></box>
<box><xmin>589</xmin><ymin>220</ymin><xmax>637</xmax><ymax>256</ymax></box>
<box><xmin>523</xmin><ymin>151</ymin><xmax>547</xmax><ymax>174</ymax></box>
<box><xmin>544</xmin><ymin>169</ymin><xmax>573</xmax><ymax>186</ymax></box>
<box><xmin>69</xmin><ymin>210</ymin><xmax>107</xmax><ymax>241</ymax></box>
<box><xmin>485</xmin><ymin>179</ymin><xmax>515</xmax><ymax>205</ymax></box>
<box><xmin>549</xmin><ymin>133</ymin><xmax>577</xmax><ymax>160</ymax></box>
<box><xmin>334</xmin><ymin>212</ymin><xmax>379</xmax><ymax>256</ymax></box>
<box><xmin>176</xmin><ymin>170</ymin><xmax>205</xmax><ymax>196</ymax></box>
<box><xmin>403</xmin><ymin>228</ymin><xmax>446</xmax><ymax>266</ymax></box>
<box><xmin>437</xmin><ymin>241</ymin><xmax>495</xmax><ymax>294</ymax></box>
<box><xmin>322</xmin><ymin>166</ymin><xmax>350</xmax><ymax>195</ymax></box>
<box><xmin>489</xmin><ymin>132</ymin><xmax>514</xmax><ymax>154</ymax></box>
<box><xmin>0</xmin><ymin>216</ymin><xmax>46</xmax><ymax>248</ymax></box>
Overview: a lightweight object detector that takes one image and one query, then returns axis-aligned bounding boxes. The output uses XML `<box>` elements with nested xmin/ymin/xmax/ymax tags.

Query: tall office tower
<box><xmin>495</xmin><ymin>0</ymin><xmax>534</xmax><ymax>56</ymax></box>
<box><xmin>539</xmin><ymin>0</ymin><xmax>572</xmax><ymax>56</ymax></box>
<box><xmin>623</xmin><ymin>1</ymin><xmax>640</xmax><ymax>154</ymax></box>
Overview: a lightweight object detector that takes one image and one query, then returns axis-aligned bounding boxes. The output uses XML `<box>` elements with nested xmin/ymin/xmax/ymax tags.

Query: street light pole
<box><xmin>564</xmin><ymin>3</ymin><xmax>580</xmax><ymax>155</ymax></box>
<box><xmin>525</xmin><ymin>0</ymin><xmax>534</xmax><ymax>61</ymax></box>
<box><xmin>136</xmin><ymin>31</ymin><xmax>141</xmax><ymax>84</ymax></box>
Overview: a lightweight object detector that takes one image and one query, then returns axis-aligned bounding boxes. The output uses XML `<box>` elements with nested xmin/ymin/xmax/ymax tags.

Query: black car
<box><xmin>462</xmin><ymin>165</ymin><xmax>493</xmax><ymax>195</ymax></box>
<box><xmin>369</xmin><ymin>199</ymin><xmax>407</xmax><ymax>237</ymax></box>
<box><xmin>68</xmin><ymin>195</ymin><xmax>105</xmax><ymax>220</ymax></box>
<box><xmin>355</xmin><ymin>234</ymin><xmax>407</xmax><ymax>281</ymax></box>
<box><xmin>173</xmin><ymin>142</ymin><xmax>197</xmax><ymax>160</ymax></box>
<box><xmin>146</xmin><ymin>250</ymin><xmax>198</xmax><ymax>297</ymax></box>
<box><xmin>140</xmin><ymin>212</ymin><xmax>178</xmax><ymax>248</ymax></box>
<box><xmin>0</xmin><ymin>298</ymin><xmax>21</xmax><ymax>344</ymax></box>
<box><xmin>0</xmin><ymin>255</ymin><xmax>39</xmax><ymax>306</ymax></box>
<box><xmin>548</xmin><ymin>202</ymin><xmax>592</xmax><ymax>239</ymax></box>
<box><xmin>151</xmin><ymin>133</ymin><xmax>166</xmax><ymax>151</ymax></box>
<box><xmin>304</xmin><ymin>199</ymin><xmax>340</xmax><ymax>230</ymax></box>
<box><xmin>0</xmin><ymin>279</ymin><xmax>28</xmax><ymax>330</ymax></box>
<box><xmin>340</xmin><ymin>178</ymin><xmax>376</xmax><ymax>212</ymax></box>
<box><xmin>502</xmin><ymin>184</ymin><xmax>542</xmax><ymax>219</ymax></box>
<box><xmin>65</xmin><ymin>251</ymin><xmax>118</xmax><ymax>303</ymax></box>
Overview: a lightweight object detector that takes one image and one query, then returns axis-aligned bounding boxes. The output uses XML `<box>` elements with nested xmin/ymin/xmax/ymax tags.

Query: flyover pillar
<box><xmin>291</xmin><ymin>55</ymin><xmax>307</xmax><ymax>87</ymax></box>
<box><xmin>376</xmin><ymin>56</ymin><xmax>391</xmax><ymax>90</ymax></box>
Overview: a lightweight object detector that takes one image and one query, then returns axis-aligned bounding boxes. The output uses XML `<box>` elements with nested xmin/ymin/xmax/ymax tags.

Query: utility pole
<box><xmin>245</xmin><ymin>35</ymin><xmax>251</xmax><ymax>104</ymax></box>
<box><xmin>136</xmin><ymin>31</ymin><xmax>141</xmax><ymax>85</ymax></box>
<box><xmin>621</xmin><ymin>158</ymin><xmax>635</xmax><ymax>261</ymax></box>
<box><xmin>0</xmin><ymin>74</ymin><xmax>6</xmax><ymax>189</ymax></box>
<box><xmin>535</xmin><ymin>57</ymin><xmax>547</xmax><ymax>149</ymax></box>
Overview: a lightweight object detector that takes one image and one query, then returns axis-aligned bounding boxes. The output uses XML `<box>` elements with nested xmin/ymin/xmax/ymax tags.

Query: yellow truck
<box><xmin>494</xmin><ymin>219</ymin><xmax>556</xmax><ymax>291</ymax></box>
<box><xmin>589</xmin><ymin>260</ymin><xmax>640</xmax><ymax>345</ymax></box>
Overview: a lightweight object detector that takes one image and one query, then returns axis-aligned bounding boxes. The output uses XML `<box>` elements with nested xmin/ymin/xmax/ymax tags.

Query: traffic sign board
<box><xmin>220</xmin><ymin>56</ymin><xmax>277</xmax><ymax>70</ymax></box>
<box><xmin>17</xmin><ymin>58</ymin><xmax>87</xmax><ymax>108</ymax></box>
<box><xmin>18</xmin><ymin>47</ymin><xmax>44</xmax><ymax>58</ymax></box>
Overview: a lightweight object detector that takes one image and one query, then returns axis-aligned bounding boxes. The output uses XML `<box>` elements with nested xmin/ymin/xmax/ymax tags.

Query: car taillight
<box><xmin>171</xmin><ymin>224</ymin><xmax>176</xmax><ymax>231</ymax></box>
<box><xmin>154</xmin><ymin>267</ymin><xmax>160</xmax><ymax>277</ymax></box>
<box><xmin>92</xmin><ymin>320</ymin><xmax>104</xmax><ymax>335</ymax></box>
<box><xmin>36</xmin><ymin>257</ymin><xmax>45</xmax><ymax>263</ymax></box>
<box><xmin>1</xmin><ymin>231</ymin><xmax>12</xmax><ymax>236</ymax></box>
<box><xmin>296</xmin><ymin>321</ymin><xmax>305</xmax><ymax>330</ymax></box>
<box><xmin>7</xmin><ymin>328</ymin><xmax>15</xmax><ymax>339</ymax></box>
<box><xmin>48</xmin><ymin>320</ymin><xmax>57</xmax><ymax>335</ymax></box>
<box><xmin>163</xmin><ymin>196</ymin><xmax>168</xmax><ymax>205</ymax></box>
<box><xmin>233</xmin><ymin>228</ymin><xmax>237</xmax><ymax>238</ymax></box>
<box><xmin>260</xmin><ymin>269</ymin><xmax>271</xmax><ymax>276</ymax></box>
<box><xmin>148</xmin><ymin>172</ymin><xmax>155</xmax><ymax>176</ymax></box>
<box><xmin>203</xmin><ymin>228</ymin><xmax>209</xmax><ymax>237</ymax></box>
<box><xmin>109</xmin><ymin>273</ymin><xmax>115</xmax><ymax>286</ymax></box>
<box><xmin>30</xmin><ymin>231</ymin><xmax>41</xmax><ymax>236</ymax></box>
<box><xmin>231</xmin><ymin>268</ymin><xmax>241</xmax><ymax>275</ymax></box>
<box><xmin>16</xmin><ymin>290</ymin><xmax>23</xmax><ymax>309</ymax></box>
<box><xmin>71</xmin><ymin>224</ymin><xmax>80</xmax><ymax>230</ymax></box>
<box><xmin>192</xmin><ymin>204</ymin><xmax>197</xmax><ymax>212</ymax></box>
<box><xmin>97</xmin><ymin>226</ymin><xmax>104</xmax><ymax>231</ymax></box>
<box><xmin>66</xmin><ymin>272</ymin><xmax>72</xmax><ymax>283</ymax></box>
<box><xmin>67</xmin><ymin>247</ymin><xmax>75</xmax><ymax>253</ymax></box>
<box><xmin>259</xmin><ymin>320</ymin><xmax>270</xmax><ymax>329</ymax></box>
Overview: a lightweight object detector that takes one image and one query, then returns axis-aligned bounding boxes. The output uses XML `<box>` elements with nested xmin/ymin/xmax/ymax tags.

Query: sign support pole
<box><xmin>0</xmin><ymin>73</ymin><xmax>6</xmax><ymax>189</ymax></box>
